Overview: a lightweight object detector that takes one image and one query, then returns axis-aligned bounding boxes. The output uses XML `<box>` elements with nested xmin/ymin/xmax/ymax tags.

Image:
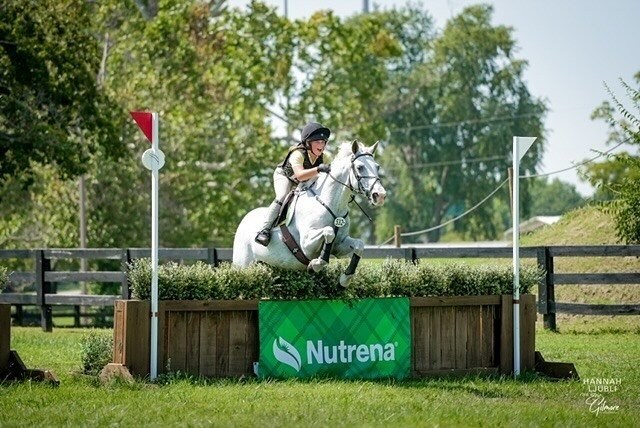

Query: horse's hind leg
<box><xmin>304</xmin><ymin>226</ymin><xmax>335</xmax><ymax>272</ymax></box>
<box><xmin>334</xmin><ymin>236</ymin><xmax>365</xmax><ymax>287</ymax></box>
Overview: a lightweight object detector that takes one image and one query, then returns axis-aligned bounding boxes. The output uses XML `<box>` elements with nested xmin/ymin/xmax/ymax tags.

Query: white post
<box><xmin>512</xmin><ymin>136</ymin><xmax>536</xmax><ymax>378</ymax></box>
<box><xmin>512</xmin><ymin>136</ymin><xmax>521</xmax><ymax>377</ymax></box>
<box><xmin>150</xmin><ymin>112</ymin><xmax>159</xmax><ymax>381</ymax></box>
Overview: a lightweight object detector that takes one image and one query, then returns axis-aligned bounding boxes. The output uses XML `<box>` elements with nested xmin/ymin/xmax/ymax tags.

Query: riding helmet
<box><xmin>301</xmin><ymin>122</ymin><xmax>331</xmax><ymax>143</ymax></box>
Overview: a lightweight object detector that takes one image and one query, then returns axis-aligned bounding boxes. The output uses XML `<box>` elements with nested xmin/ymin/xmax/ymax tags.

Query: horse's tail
<box><xmin>232</xmin><ymin>225</ymin><xmax>252</xmax><ymax>267</ymax></box>
<box><xmin>232</xmin><ymin>208</ymin><xmax>266</xmax><ymax>267</ymax></box>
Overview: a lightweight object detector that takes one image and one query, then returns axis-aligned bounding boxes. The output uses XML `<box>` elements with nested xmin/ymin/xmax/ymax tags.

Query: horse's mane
<box><xmin>335</xmin><ymin>141</ymin><xmax>364</xmax><ymax>160</ymax></box>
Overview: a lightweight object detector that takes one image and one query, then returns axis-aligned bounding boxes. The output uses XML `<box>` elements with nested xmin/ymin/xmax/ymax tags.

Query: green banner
<box><xmin>259</xmin><ymin>298</ymin><xmax>410</xmax><ymax>380</ymax></box>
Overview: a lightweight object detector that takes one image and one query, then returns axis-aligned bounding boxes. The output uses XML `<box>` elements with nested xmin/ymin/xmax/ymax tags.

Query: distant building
<box><xmin>503</xmin><ymin>216</ymin><xmax>561</xmax><ymax>240</ymax></box>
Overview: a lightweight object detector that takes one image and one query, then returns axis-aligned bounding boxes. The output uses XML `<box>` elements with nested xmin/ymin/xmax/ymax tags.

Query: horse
<box><xmin>233</xmin><ymin>140</ymin><xmax>387</xmax><ymax>286</ymax></box>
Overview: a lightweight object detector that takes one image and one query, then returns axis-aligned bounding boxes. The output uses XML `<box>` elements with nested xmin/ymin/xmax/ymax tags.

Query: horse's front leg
<box><xmin>334</xmin><ymin>236</ymin><xmax>364</xmax><ymax>287</ymax></box>
<box><xmin>302</xmin><ymin>226</ymin><xmax>336</xmax><ymax>272</ymax></box>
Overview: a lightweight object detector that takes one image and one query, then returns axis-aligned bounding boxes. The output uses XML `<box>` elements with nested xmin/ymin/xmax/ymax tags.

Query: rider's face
<box><xmin>309</xmin><ymin>139</ymin><xmax>327</xmax><ymax>156</ymax></box>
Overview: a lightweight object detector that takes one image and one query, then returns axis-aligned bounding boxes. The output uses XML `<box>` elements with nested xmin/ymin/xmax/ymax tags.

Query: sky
<box><xmin>228</xmin><ymin>0</ymin><xmax>639</xmax><ymax>196</ymax></box>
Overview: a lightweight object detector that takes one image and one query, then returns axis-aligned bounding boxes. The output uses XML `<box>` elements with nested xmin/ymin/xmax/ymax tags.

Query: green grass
<box><xmin>520</xmin><ymin>205</ymin><xmax>621</xmax><ymax>247</ymax></box>
<box><xmin>1</xmin><ymin>327</ymin><xmax>638</xmax><ymax>426</ymax></box>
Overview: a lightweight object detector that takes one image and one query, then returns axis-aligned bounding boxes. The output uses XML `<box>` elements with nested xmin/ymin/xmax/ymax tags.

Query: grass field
<box><xmin>1</xmin><ymin>326</ymin><xmax>638</xmax><ymax>427</ymax></box>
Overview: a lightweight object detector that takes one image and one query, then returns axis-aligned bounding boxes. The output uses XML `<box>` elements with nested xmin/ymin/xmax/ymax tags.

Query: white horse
<box><xmin>233</xmin><ymin>140</ymin><xmax>386</xmax><ymax>286</ymax></box>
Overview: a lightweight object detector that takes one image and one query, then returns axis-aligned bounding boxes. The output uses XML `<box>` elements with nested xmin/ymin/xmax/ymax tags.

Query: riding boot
<box><xmin>255</xmin><ymin>200</ymin><xmax>282</xmax><ymax>247</ymax></box>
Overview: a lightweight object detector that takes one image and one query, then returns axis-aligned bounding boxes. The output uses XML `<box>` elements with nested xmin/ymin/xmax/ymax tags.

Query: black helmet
<box><xmin>301</xmin><ymin>122</ymin><xmax>330</xmax><ymax>144</ymax></box>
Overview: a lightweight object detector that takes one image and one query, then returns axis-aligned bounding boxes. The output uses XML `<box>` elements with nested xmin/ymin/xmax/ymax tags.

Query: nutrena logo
<box><xmin>273</xmin><ymin>337</ymin><xmax>302</xmax><ymax>372</ymax></box>
<box><xmin>307</xmin><ymin>340</ymin><xmax>397</xmax><ymax>364</ymax></box>
<box><xmin>273</xmin><ymin>337</ymin><xmax>397</xmax><ymax>371</ymax></box>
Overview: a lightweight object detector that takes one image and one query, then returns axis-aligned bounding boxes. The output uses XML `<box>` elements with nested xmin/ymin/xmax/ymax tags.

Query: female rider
<box><xmin>255</xmin><ymin>122</ymin><xmax>332</xmax><ymax>246</ymax></box>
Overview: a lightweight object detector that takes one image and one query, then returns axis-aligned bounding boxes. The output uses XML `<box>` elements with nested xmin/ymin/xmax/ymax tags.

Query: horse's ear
<box><xmin>370</xmin><ymin>140</ymin><xmax>379</xmax><ymax>155</ymax></box>
<box><xmin>351</xmin><ymin>140</ymin><xmax>360</xmax><ymax>154</ymax></box>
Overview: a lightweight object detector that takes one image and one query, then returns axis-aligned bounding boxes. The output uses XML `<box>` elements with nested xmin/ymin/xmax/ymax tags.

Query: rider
<box><xmin>255</xmin><ymin>122</ymin><xmax>332</xmax><ymax>247</ymax></box>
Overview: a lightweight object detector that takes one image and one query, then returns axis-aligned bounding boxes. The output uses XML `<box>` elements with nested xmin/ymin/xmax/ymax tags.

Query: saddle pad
<box><xmin>283</xmin><ymin>192</ymin><xmax>300</xmax><ymax>227</ymax></box>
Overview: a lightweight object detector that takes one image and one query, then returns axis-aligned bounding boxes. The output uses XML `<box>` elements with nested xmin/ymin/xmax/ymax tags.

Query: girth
<box><xmin>280</xmin><ymin>224</ymin><xmax>311</xmax><ymax>265</ymax></box>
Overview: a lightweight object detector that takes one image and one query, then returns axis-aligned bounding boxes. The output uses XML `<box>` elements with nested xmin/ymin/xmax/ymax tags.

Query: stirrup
<box><xmin>255</xmin><ymin>229</ymin><xmax>271</xmax><ymax>247</ymax></box>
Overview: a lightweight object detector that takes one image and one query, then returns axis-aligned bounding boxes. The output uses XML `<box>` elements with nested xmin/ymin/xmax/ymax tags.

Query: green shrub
<box><xmin>128</xmin><ymin>258</ymin><xmax>541</xmax><ymax>301</ymax></box>
<box><xmin>80</xmin><ymin>330</ymin><xmax>113</xmax><ymax>376</ymax></box>
<box><xmin>0</xmin><ymin>266</ymin><xmax>7</xmax><ymax>292</ymax></box>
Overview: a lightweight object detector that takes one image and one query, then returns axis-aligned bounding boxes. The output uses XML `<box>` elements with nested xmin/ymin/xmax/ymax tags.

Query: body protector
<box><xmin>280</xmin><ymin>145</ymin><xmax>327</xmax><ymax>184</ymax></box>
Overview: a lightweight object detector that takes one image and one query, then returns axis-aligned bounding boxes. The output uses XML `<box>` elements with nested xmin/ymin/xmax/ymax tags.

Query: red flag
<box><xmin>130</xmin><ymin>112</ymin><xmax>153</xmax><ymax>143</ymax></box>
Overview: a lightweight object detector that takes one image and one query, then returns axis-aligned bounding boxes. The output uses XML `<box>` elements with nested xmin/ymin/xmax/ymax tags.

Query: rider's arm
<box><xmin>292</xmin><ymin>165</ymin><xmax>320</xmax><ymax>182</ymax></box>
<box><xmin>290</xmin><ymin>151</ymin><xmax>321</xmax><ymax>182</ymax></box>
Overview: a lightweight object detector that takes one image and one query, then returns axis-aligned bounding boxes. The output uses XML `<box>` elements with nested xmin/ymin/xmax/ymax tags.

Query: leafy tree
<box><xmin>376</xmin><ymin>5</ymin><xmax>546</xmax><ymax>242</ymax></box>
<box><xmin>529</xmin><ymin>177</ymin><xmax>585</xmax><ymax>216</ymax></box>
<box><xmin>0</xmin><ymin>0</ymin><xmax>125</xmax><ymax>184</ymax></box>
<box><xmin>286</xmin><ymin>7</ymin><xmax>437</xmax><ymax>241</ymax></box>
<box><xmin>584</xmin><ymin>74</ymin><xmax>640</xmax><ymax>243</ymax></box>
<box><xmin>1</xmin><ymin>0</ymin><xmax>295</xmax><ymax>249</ymax></box>
<box><xmin>91</xmin><ymin>0</ymin><xmax>294</xmax><ymax>247</ymax></box>
<box><xmin>290</xmin><ymin>8</ymin><xmax>423</xmax><ymax>141</ymax></box>
<box><xmin>0</xmin><ymin>1</ymin><xmax>549</xmax><ymax>251</ymax></box>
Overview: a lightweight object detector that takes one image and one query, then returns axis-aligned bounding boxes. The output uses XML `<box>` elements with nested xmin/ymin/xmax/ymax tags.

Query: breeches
<box><xmin>273</xmin><ymin>167</ymin><xmax>295</xmax><ymax>201</ymax></box>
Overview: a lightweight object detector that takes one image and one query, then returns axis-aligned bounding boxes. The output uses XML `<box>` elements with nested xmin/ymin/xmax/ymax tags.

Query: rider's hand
<box><xmin>317</xmin><ymin>164</ymin><xmax>331</xmax><ymax>174</ymax></box>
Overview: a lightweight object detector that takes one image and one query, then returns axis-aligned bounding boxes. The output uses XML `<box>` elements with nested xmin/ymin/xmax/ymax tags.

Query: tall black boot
<box><xmin>255</xmin><ymin>200</ymin><xmax>281</xmax><ymax>247</ymax></box>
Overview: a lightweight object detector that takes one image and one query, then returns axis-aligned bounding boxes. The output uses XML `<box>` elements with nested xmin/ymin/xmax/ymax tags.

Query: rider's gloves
<box><xmin>317</xmin><ymin>164</ymin><xmax>331</xmax><ymax>174</ymax></box>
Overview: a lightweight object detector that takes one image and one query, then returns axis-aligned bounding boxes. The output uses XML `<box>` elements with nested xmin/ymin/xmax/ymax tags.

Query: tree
<box><xmin>376</xmin><ymin>5</ymin><xmax>546</xmax><ymax>242</ymax></box>
<box><xmin>0</xmin><ymin>0</ymin><xmax>125</xmax><ymax>184</ymax></box>
<box><xmin>584</xmin><ymin>74</ymin><xmax>640</xmax><ymax>243</ymax></box>
<box><xmin>89</xmin><ymin>0</ymin><xmax>295</xmax><ymax>247</ymax></box>
<box><xmin>529</xmin><ymin>177</ymin><xmax>585</xmax><ymax>216</ymax></box>
<box><xmin>0</xmin><ymin>0</ymin><xmax>296</xmax><ymax>248</ymax></box>
<box><xmin>287</xmin><ymin>7</ymin><xmax>436</xmax><ymax>241</ymax></box>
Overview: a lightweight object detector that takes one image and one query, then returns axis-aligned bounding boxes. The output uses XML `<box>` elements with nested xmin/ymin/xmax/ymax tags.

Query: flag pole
<box><xmin>512</xmin><ymin>136</ymin><xmax>536</xmax><ymax>378</ymax></box>
<box><xmin>512</xmin><ymin>136</ymin><xmax>521</xmax><ymax>377</ymax></box>
<box><xmin>150</xmin><ymin>113</ymin><xmax>159</xmax><ymax>381</ymax></box>
<box><xmin>130</xmin><ymin>111</ymin><xmax>164</xmax><ymax>381</ymax></box>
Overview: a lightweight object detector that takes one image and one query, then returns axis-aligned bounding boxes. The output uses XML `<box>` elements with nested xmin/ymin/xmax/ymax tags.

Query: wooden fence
<box><xmin>1</xmin><ymin>246</ymin><xmax>638</xmax><ymax>331</ymax></box>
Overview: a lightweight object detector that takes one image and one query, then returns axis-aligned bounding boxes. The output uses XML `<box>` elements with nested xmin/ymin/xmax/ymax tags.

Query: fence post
<box><xmin>543</xmin><ymin>247</ymin><xmax>556</xmax><ymax>331</ymax></box>
<box><xmin>536</xmin><ymin>248</ymin><xmax>548</xmax><ymax>316</ymax></box>
<box><xmin>36</xmin><ymin>250</ymin><xmax>52</xmax><ymax>332</ymax></box>
<box><xmin>394</xmin><ymin>225</ymin><xmax>402</xmax><ymax>248</ymax></box>
<box><xmin>208</xmin><ymin>248</ymin><xmax>218</xmax><ymax>268</ymax></box>
<box><xmin>403</xmin><ymin>248</ymin><xmax>417</xmax><ymax>264</ymax></box>
<box><xmin>15</xmin><ymin>305</ymin><xmax>24</xmax><ymax>326</ymax></box>
<box><xmin>121</xmin><ymin>249</ymin><xmax>131</xmax><ymax>300</ymax></box>
<box><xmin>74</xmin><ymin>306</ymin><xmax>81</xmax><ymax>327</ymax></box>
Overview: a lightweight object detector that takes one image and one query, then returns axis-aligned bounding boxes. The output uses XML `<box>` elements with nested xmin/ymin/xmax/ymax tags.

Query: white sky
<box><xmin>228</xmin><ymin>0</ymin><xmax>639</xmax><ymax>196</ymax></box>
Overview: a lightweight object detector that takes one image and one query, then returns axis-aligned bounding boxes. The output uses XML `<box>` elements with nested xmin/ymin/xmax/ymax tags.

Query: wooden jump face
<box><xmin>112</xmin><ymin>295</ymin><xmax>536</xmax><ymax>379</ymax></box>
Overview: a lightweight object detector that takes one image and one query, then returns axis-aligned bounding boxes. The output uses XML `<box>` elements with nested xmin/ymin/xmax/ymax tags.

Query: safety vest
<box><xmin>280</xmin><ymin>145</ymin><xmax>325</xmax><ymax>182</ymax></box>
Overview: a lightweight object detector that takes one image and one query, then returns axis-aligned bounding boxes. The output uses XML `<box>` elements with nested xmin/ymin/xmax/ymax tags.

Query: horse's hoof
<box><xmin>309</xmin><ymin>258</ymin><xmax>326</xmax><ymax>272</ymax></box>
<box><xmin>339</xmin><ymin>273</ymin><xmax>351</xmax><ymax>288</ymax></box>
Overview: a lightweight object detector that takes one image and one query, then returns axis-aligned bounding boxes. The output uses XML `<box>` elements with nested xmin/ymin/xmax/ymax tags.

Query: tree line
<box><xmin>3</xmin><ymin>0</ymin><xmax>620</xmax><ymax>253</ymax></box>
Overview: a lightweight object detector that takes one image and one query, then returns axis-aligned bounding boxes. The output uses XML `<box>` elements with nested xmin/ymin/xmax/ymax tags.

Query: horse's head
<box><xmin>334</xmin><ymin>140</ymin><xmax>387</xmax><ymax>207</ymax></box>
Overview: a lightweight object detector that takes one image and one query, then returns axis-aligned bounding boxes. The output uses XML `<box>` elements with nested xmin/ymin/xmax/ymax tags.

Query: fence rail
<box><xmin>1</xmin><ymin>245</ymin><xmax>638</xmax><ymax>331</ymax></box>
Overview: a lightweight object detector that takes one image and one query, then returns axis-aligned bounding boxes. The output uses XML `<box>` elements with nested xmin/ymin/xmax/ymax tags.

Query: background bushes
<box><xmin>80</xmin><ymin>330</ymin><xmax>113</xmax><ymax>376</ymax></box>
<box><xmin>0</xmin><ymin>266</ymin><xmax>6</xmax><ymax>292</ymax></box>
<box><xmin>129</xmin><ymin>259</ymin><xmax>540</xmax><ymax>301</ymax></box>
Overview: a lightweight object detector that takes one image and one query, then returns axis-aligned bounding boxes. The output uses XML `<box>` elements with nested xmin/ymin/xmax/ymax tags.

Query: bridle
<box><xmin>328</xmin><ymin>152</ymin><xmax>381</xmax><ymax>201</ymax></box>
<box><xmin>308</xmin><ymin>151</ymin><xmax>381</xmax><ymax>224</ymax></box>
